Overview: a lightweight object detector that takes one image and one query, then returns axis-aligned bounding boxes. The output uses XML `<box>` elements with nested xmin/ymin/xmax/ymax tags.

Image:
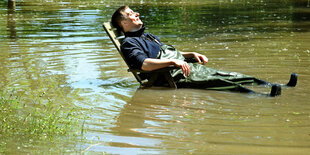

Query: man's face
<box><xmin>121</xmin><ymin>7</ymin><xmax>143</xmax><ymax>32</ymax></box>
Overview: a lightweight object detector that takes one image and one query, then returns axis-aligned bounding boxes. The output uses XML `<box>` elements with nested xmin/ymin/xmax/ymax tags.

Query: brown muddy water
<box><xmin>1</xmin><ymin>0</ymin><xmax>310</xmax><ymax>154</ymax></box>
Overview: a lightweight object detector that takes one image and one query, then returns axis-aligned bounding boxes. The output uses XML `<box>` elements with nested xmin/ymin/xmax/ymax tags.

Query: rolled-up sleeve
<box><xmin>121</xmin><ymin>39</ymin><xmax>148</xmax><ymax>69</ymax></box>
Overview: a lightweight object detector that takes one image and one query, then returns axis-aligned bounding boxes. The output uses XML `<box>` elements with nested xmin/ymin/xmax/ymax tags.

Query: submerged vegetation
<box><xmin>0</xmin><ymin>92</ymin><xmax>78</xmax><ymax>138</ymax></box>
<box><xmin>0</xmin><ymin>90</ymin><xmax>85</xmax><ymax>153</ymax></box>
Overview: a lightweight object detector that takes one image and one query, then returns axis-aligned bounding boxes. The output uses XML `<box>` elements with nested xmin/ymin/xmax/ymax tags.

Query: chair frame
<box><xmin>103</xmin><ymin>22</ymin><xmax>177</xmax><ymax>88</ymax></box>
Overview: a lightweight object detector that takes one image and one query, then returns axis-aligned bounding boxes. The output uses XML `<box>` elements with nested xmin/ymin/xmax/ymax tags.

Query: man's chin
<box><xmin>129</xmin><ymin>24</ymin><xmax>144</xmax><ymax>32</ymax></box>
<box><xmin>136</xmin><ymin>23</ymin><xmax>143</xmax><ymax>29</ymax></box>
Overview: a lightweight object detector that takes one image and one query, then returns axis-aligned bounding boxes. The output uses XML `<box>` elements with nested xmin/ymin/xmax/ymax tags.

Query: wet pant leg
<box><xmin>172</xmin><ymin>63</ymin><xmax>271</xmax><ymax>93</ymax></box>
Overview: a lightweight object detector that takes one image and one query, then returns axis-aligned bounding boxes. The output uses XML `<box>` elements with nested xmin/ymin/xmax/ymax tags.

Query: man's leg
<box><xmin>173</xmin><ymin>63</ymin><xmax>282</xmax><ymax>96</ymax></box>
<box><xmin>234</xmin><ymin>73</ymin><xmax>298</xmax><ymax>87</ymax></box>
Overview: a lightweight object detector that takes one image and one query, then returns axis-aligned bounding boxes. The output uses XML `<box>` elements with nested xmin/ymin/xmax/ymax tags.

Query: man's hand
<box><xmin>172</xmin><ymin>59</ymin><xmax>191</xmax><ymax>77</ymax></box>
<box><xmin>180</xmin><ymin>52</ymin><xmax>208</xmax><ymax>65</ymax></box>
<box><xmin>192</xmin><ymin>53</ymin><xmax>208</xmax><ymax>65</ymax></box>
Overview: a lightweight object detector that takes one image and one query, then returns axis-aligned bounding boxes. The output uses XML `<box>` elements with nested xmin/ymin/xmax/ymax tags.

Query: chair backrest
<box><xmin>102</xmin><ymin>22</ymin><xmax>127</xmax><ymax>65</ymax></box>
<box><xmin>103</xmin><ymin>22</ymin><xmax>145</xmax><ymax>85</ymax></box>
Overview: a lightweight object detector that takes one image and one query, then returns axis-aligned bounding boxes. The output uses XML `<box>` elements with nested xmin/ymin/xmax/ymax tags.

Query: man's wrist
<box><xmin>169</xmin><ymin>59</ymin><xmax>176</xmax><ymax>66</ymax></box>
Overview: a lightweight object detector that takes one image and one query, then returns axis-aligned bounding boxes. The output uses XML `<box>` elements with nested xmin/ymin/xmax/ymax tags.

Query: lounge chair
<box><xmin>103</xmin><ymin>22</ymin><xmax>178</xmax><ymax>88</ymax></box>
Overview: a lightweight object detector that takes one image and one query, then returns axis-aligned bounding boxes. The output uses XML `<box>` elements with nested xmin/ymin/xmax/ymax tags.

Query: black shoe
<box><xmin>287</xmin><ymin>73</ymin><xmax>297</xmax><ymax>87</ymax></box>
<box><xmin>270</xmin><ymin>84</ymin><xmax>281</xmax><ymax>97</ymax></box>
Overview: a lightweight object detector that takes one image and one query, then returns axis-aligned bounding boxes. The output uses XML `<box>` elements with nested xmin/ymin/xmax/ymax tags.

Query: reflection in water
<box><xmin>0</xmin><ymin>0</ymin><xmax>310</xmax><ymax>154</ymax></box>
<box><xmin>7</xmin><ymin>0</ymin><xmax>16</xmax><ymax>39</ymax></box>
<box><xmin>110</xmin><ymin>88</ymin><xmax>310</xmax><ymax>154</ymax></box>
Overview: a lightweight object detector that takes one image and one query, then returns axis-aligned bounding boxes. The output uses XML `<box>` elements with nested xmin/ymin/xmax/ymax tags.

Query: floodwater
<box><xmin>1</xmin><ymin>0</ymin><xmax>310</xmax><ymax>154</ymax></box>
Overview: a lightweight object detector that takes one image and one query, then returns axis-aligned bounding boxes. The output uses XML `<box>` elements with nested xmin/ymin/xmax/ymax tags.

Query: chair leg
<box><xmin>144</xmin><ymin>73</ymin><xmax>159</xmax><ymax>87</ymax></box>
<box><xmin>164</xmin><ymin>72</ymin><xmax>177</xmax><ymax>89</ymax></box>
<box><xmin>133</xmin><ymin>72</ymin><xmax>144</xmax><ymax>85</ymax></box>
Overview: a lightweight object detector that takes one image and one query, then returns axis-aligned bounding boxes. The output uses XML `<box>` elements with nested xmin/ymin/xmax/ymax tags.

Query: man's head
<box><xmin>111</xmin><ymin>6</ymin><xmax>143</xmax><ymax>33</ymax></box>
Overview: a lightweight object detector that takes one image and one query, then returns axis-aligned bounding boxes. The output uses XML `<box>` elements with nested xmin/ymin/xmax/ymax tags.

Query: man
<box><xmin>111</xmin><ymin>6</ymin><xmax>297</xmax><ymax>96</ymax></box>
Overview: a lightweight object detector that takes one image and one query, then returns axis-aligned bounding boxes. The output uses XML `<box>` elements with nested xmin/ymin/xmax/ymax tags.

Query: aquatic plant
<box><xmin>0</xmin><ymin>90</ymin><xmax>85</xmax><ymax>152</ymax></box>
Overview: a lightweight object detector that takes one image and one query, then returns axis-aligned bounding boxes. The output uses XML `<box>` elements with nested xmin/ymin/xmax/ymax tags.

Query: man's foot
<box><xmin>287</xmin><ymin>73</ymin><xmax>298</xmax><ymax>87</ymax></box>
<box><xmin>269</xmin><ymin>84</ymin><xmax>281</xmax><ymax>97</ymax></box>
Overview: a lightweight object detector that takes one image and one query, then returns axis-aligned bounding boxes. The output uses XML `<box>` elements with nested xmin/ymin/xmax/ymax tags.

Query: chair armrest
<box><xmin>128</xmin><ymin>66</ymin><xmax>178</xmax><ymax>73</ymax></box>
<box><xmin>184</xmin><ymin>58</ymin><xmax>198</xmax><ymax>63</ymax></box>
<box><xmin>128</xmin><ymin>59</ymin><xmax>197</xmax><ymax>73</ymax></box>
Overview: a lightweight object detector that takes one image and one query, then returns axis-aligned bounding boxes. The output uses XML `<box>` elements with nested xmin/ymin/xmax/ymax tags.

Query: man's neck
<box><xmin>124</xmin><ymin>25</ymin><xmax>145</xmax><ymax>37</ymax></box>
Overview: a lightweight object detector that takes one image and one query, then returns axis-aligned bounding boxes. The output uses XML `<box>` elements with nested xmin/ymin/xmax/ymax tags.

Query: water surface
<box><xmin>0</xmin><ymin>0</ymin><xmax>310</xmax><ymax>154</ymax></box>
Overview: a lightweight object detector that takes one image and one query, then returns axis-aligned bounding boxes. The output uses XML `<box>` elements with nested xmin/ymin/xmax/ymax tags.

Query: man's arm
<box><xmin>141</xmin><ymin>58</ymin><xmax>191</xmax><ymax>77</ymax></box>
<box><xmin>180</xmin><ymin>52</ymin><xmax>208</xmax><ymax>65</ymax></box>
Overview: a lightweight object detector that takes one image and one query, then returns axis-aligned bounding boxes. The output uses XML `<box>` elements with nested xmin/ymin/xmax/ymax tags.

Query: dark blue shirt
<box><xmin>121</xmin><ymin>27</ymin><xmax>163</xmax><ymax>69</ymax></box>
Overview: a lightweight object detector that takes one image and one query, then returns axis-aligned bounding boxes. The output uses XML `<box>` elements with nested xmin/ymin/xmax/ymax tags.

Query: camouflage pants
<box><xmin>158</xmin><ymin>45</ymin><xmax>267</xmax><ymax>92</ymax></box>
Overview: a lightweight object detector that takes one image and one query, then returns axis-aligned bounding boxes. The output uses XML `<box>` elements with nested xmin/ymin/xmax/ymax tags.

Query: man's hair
<box><xmin>111</xmin><ymin>6</ymin><xmax>129</xmax><ymax>32</ymax></box>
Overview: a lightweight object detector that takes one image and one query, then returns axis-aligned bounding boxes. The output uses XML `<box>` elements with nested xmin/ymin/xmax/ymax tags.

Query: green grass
<box><xmin>0</xmin><ymin>90</ymin><xmax>85</xmax><ymax>152</ymax></box>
